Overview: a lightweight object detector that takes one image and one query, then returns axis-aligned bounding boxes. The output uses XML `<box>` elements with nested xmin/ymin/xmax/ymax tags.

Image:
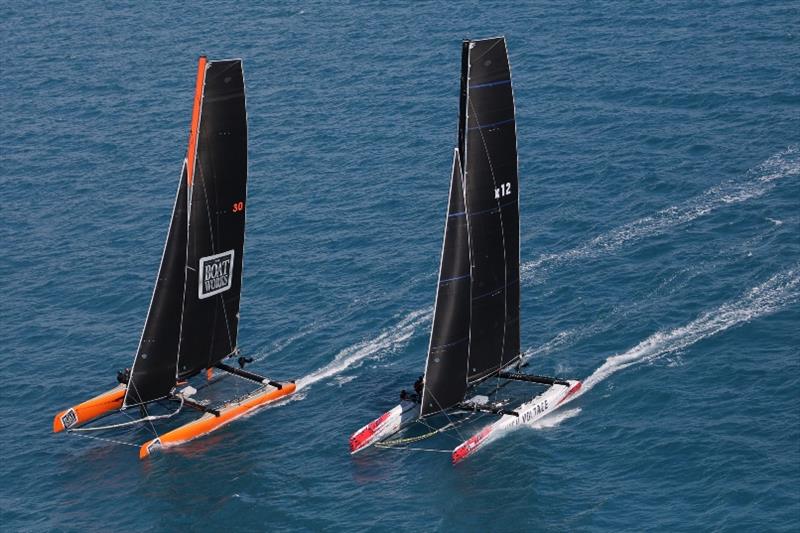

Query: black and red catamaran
<box><xmin>53</xmin><ymin>57</ymin><xmax>296</xmax><ymax>458</ymax></box>
<box><xmin>349</xmin><ymin>37</ymin><xmax>581</xmax><ymax>464</ymax></box>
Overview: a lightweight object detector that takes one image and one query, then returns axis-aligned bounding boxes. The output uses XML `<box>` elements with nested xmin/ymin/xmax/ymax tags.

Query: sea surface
<box><xmin>1</xmin><ymin>1</ymin><xmax>798</xmax><ymax>531</ymax></box>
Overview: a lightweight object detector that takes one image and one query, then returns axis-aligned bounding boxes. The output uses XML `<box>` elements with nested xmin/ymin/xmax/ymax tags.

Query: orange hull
<box><xmin>139</xmin><ymin>382</ymin><xmax>296</xmax><ymax>458</ymax></box>
<box><xmin>53</xmin><ymin>385</ymin><xmax>126</xmax><ymax>433</ymax></box>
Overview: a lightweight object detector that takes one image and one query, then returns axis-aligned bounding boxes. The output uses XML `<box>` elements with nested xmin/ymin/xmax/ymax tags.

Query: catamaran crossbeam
<box><xmin>496</xmin><ymin>372</ymin><xmax>571</xmax><ymax>387</ymax></box>
<box><xmin>215</xmin><ymin>362</ymin><xmax>285</xmax><ymax>389</ymax></box>
<box><xmin>456</xmin><ymin>402</ymin><xmax>520</xmax><ymax>417</ymax></box>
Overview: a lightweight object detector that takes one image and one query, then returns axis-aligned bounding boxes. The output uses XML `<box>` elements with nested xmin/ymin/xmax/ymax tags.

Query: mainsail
<box><xmin>420</xmin><ymin>37</ymin><xmax>520</xmax><ymax>415</ymax></box>
<box><xmin>177</xmin><ymin>59</ymin><xmax>248</xmax><ymax>378</ymax></box>
<box><xmin>462</xmin><ymin>37</ymin><xmax>520</xmax><ymax>382</ymax></box>
<box><xmin>123</xmin><ymin>58</ymin><xmax>247</xmax><ymax>406</ymax></box>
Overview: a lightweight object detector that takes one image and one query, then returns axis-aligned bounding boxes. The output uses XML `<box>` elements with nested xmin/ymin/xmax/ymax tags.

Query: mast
<box><xmin>420</xmin><ymin>150</ymin><xmax>471</xmax><ymax>417</ymax></box>
<box><xmin>462</xmin><ymin>37</ymin><xmax>521</xmax><ymax>383</ymax></box>
<box><xmin>177</xmin><ymin>59</ymin><xmax>248</xmax><ymax>378</ymax></box>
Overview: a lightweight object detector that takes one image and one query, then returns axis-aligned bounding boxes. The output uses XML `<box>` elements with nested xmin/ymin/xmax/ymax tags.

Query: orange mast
<box><xmin>186</xmin><ymin>56</ymin><xmax>207</xmax><ymax>186</ymax></box>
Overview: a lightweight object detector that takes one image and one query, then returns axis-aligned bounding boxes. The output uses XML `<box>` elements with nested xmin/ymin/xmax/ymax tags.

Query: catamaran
<box><xmin>349</xmin><ymin>37</ymin><xmax>581</xmax><ymax>464</ymax></box>
<box><xmin>52</xmin><ymin>57</ymin><xmax>296</xmax><ymax>458</ymax></box>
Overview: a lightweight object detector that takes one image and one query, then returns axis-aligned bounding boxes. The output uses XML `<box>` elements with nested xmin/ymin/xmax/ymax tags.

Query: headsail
<box><xmin>462</xmin><ymin>37</ymin><xmax>520</xmax><ymax>382</ymax></box>
<box><xmin>124</xmin><ymin>165</ymin><xmax>189</xmax><ymax>407</ymax></box>
<box><xmin>178</xmin><ymin>59</ymin><xmax>248</xmax><ymax>378</ymax></box>
<box><xmin>420</xmin><ymin>150</ymin><xmax>471</xmax><ymax>416</ymax></box>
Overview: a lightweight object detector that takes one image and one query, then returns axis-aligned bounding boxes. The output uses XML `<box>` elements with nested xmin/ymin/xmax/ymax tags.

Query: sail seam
<box><xmin>469</xmin><ymin>79</ymin><xmax>511</xmax><ymax>89</ymax></box>
<box><xmin>439</xmin><ymin>273</ymin><xmax>470</xmax><ymax>284</ymax></box>
<box><xmin>467</xmin><ymin>117</ymin><xmax>515</xmax><ymax>131</ymax></box>
<box><xmin>430</xmin><ymin>336</ymin><xmax>469</xmax><ymax>350</ymax></box>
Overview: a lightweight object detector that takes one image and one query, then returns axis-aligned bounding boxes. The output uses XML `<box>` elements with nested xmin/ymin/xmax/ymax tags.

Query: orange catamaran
<box><xmin>53</xmin><ymin>57</ymin><xmax>295</xmax><ymax>458</ymax></box>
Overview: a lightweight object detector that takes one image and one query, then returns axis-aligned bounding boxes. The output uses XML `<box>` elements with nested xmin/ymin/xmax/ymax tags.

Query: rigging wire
<box><xmin>67</xmin><ymin>396</ymin><xmax>184</xmax><ymax>433</ymax></box>
<box><xmin>69</xmin><ymin>431</ymin><xmax>141</xmax><ymax>448</ymax></box>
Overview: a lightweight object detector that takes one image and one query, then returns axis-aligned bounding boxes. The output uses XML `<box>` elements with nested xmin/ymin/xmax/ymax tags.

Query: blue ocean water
<box><xmin>1</xmin><ymin>1</ymin><xmax>798</xmax><ymax>531</ymax></box>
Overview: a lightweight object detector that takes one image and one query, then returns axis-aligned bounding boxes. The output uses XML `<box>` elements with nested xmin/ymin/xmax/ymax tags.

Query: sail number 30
<box><xmin>494</xmin><ymin>182</ymin><xmax>512</xmax><ymax>200</ymax></box>
<box><xmin>232</xmin><ymin>201</ymin><xmax>244</xmax><ymax>213</ymax></box>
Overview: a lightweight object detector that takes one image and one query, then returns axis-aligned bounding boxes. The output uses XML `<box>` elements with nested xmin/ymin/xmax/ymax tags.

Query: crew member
<box><xmin>116</xmin><ymin>367</ymin><xmax>131</xmax><ymax>385</ymax></box>
<box><xmin>413</xmin><ymin>375</ymin><xmax>424</xmax><ymax>399</ymax></box>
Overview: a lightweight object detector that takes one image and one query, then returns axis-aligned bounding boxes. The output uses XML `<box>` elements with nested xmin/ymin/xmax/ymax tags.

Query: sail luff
<box><xmin>187</xmin><ymin>56</ymin><xmax>208</xmax><ymax>186</ymax></box>
<box><xmin>174</xmin><ymin>56</ymin><xmax>209</xmax><ymax>384</ymax></box>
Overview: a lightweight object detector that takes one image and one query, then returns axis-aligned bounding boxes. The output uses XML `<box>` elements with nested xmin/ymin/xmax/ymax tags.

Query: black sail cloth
<box><xmin>178</xmin><ymin>60</ymin><xmax>248</xmax><ymax>378</ymax></box>
<box><xmin>420</xmin><ymin>38</ymin><xmax>520</xmax><ymax>416</ymax></box>
<box><xmin>124</xmin><ymin>59</ymin><xmax>247</xmax><ymax>407</ymax></box>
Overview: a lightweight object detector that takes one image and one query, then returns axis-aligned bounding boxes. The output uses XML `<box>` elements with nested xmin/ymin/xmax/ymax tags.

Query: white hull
<box><xmin>452</xmin><ymin>380</ymin><xmax>582</xmax><ymax>464</ymax></box>
<box><xmin>349</xmin><ymin>400</ymin><xmax>418</xmax><ymax>454</ymax></box>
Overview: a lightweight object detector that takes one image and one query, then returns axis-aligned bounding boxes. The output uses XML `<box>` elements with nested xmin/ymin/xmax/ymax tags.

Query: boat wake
<box><xmin>521</xmin><ymin>145</ymin><xmax>799</xmax><ymax>281</ymax></box>
<box><xmin>295</xmin><ymin>308</ymin><xmax>431</xmax><ymax>392</ymax></box>
<box><xmin>575</xmin><ymin>265</ymin><xmax>799</xmax><ymax>398</ymax></box>
<box><xmin>506</xmin><ymin>265</ymin><xmax>799</xmax><ymax>439</ymax></box>
<box><xmin>522</xmin><ymin>264</ymin><xmax>799</xmax><ymax>423</ymax></box>
<box><xmin>289</xmin><ymin>147</ymin><xmax>797</xmax><ymax>394</ymax></box>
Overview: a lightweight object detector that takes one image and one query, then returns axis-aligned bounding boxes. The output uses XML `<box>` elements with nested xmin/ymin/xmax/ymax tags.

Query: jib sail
<box><xmin>420</xmin><ymin>150</ymin><xmax>472</xmax><ymax>417</ymax></box>
<box><xmin>124</xmin><ymin>166</ymin><xmax>189</xmax><ymax>407</ymax></box>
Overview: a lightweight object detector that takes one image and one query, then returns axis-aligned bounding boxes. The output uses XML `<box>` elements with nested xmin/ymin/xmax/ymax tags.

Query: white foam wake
<box><xmin>288</xmin><ymin>147</ymin><xmax>797</xmax><ymax>393</ymax></box>
<box><xmin>295</xmin><ymin>308</ymin><xmax>431</xmax><ymax>391</ymax></box>
<box><xmin>574</xmin><ymin>265</ymin><xmax>799</xmax><ymax>399</ymax></box>
<box><xmin>521</xmin><ymin>146</ymin><xmax>799</xmax><ymax>281</ymax></box>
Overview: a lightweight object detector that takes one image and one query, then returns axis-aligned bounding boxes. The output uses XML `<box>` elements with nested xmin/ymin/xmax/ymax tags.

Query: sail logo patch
<box><xmin>198</xmin><ymin>250</ymin><xmax>235</xmax><ymax>299</ymax></box>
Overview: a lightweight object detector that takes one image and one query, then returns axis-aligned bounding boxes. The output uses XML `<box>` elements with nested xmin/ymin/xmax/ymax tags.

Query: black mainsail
<box><xmin>123</xmin><ymin>58</ymin><xmax>247</xmax><ymax>407</ymax></box>
<box><xmin>177</xmin><ymin>59</ymin><xmax>248</xmax><ymax>378</ymax></box>
<box><xmin>462</xmin><ymin>37</ymin><xmax>520</xmax><ymax>382</ymax></box>
<box><xmin>420</xmin><ymin>37</ymin><xmax>520</xmax><ymax>416</ymax></box>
